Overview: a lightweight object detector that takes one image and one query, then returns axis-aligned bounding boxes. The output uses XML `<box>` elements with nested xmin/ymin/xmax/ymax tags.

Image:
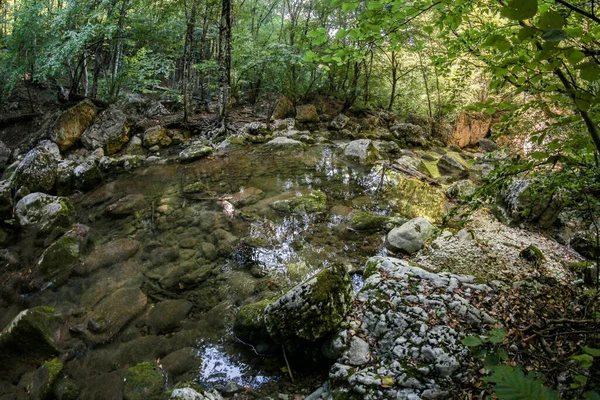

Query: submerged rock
<box><xmin>31</xmin><ymin>359</ymin><xmax>63</xmax><ymax>400</ymax></box>
<box><xmin>36</xmin><ymin>224</ymin><xmax>89</xmax><ymax>281</ymax></box>
<box><xmin>386</xmin><ymin>217</ymin><xmax>435</xmax><ymax>254</ymax></box>
<box><xmin>0</xmin><ymin>140</ymin><xmax>11</xmax><ymax>171</ymax></box>
<box><xmin>123</xmin><ymin>362</ymin><xmax>165</xmax><ymax>400</ymax></box>
<box><xmin>147</xmin><ymin>299</ymin><xmax>192</xmax><ymax>334</ymax></box>
<box><xmin>264</xmin><ymin>264</ymin><xmax>354</xmax><ymax>345</ymax></box>
<box><xmin>264</xmin><ymin>137</ymin><xmax>304</xmax><ymax>149</ymax></box>
<box><xmin>83</xmin><ymin>238</ymin><xmax>141</xmax><ymax>274</ymax></box>
<box><xmin>51</xmin><ymin>99</ymin><xmax>98</xmax><ymax>151</ymax></box>
<box><xmin>269</xmin><ymin>190</ymin><xmax>327</xmax><ymax>214</ymax></box>
<box><xmin>80</xmin><ymin>105</ymin><xmax>130</xmax><ymax>155</ymax></box>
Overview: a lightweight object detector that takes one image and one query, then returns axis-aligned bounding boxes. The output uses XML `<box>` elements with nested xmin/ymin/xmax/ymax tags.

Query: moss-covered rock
<box><xmin>51</xmin><ymin>99</ymin><xmax>98</xmax><ymax>151</ymax></box>
<box><xmin>37</xmin><ymin>233</ymin><xmax>80</xmax><ymax>280</ymax></box>
<box><xmin>143</xmin><ymin>126</ymin><xmax>171</xmax><ymax>148</ymax></box>
<box><xmin>387</xmin><ymin>175</ymin><xmax>447</xmax><ymax>224</ymax></box>
<box><xmin>436</xmin><ymin>153</ymin><xmax>470</xmax><ymax>180</ymax></box>
<box><xmin>349</xmin><ymin>210</ymin><xmax>405</xmax><ymax>232</ymax></box>
<box><xmin>519</xmin><ymin>245</ymin><xmax>545</xmax><ymax>267</ymax></box>
<box><xmin>123</xmin><ymin>362</ymin><xmax>165</xmax><ymax>400</ymax></box>
<box><xmin>343</xmin><ymin>139</ymin><xmax>382</xmax><ymax>164</ymax></box>
<box><xmin>31</xmin><ymin>359</ymin><xmax>63</xmax><ymax>400</ymax></box>
<box><xmin>0</xmin><ymin>179</ymin><xmax>14</xmax><ymax>220</ymax></box>
<box><xmin>233</xmin><ymin>298</ymin><xmax>275</xmax><ymax>351</ymax></box>
<box><xmin>269</xmin><ymin>190</ymin><xmax>327</xmax><ymax>214</ymax></box>
<box><xmin>15</xmin><ymin>192</ymin><xmax>75</xmax><ymax>236</ymax></box>
<box><xmin>13</xmin><ymin>146</ymin><xmax>58</xmax><ymax>195</ymax></box>
<box><xmin>179</xmin><ymin>143</ymin><xmax>213</xmax><ymax>163</ymax></box>
<box><xmin>80</xmin><ymin>105</ymin><xmax>130</xmax><ymax>155</ymax></box>
<box><xmin>265</xmin><ymin>264</ymin><xmax>354</xmax><ymax>345</ymax></box>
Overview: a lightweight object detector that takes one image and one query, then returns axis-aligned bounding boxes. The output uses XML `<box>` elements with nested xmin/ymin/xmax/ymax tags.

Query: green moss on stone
<box><xmin>123</xmin><ymin>362</ymin><xmax>165</xmax><ymax>400</ymax></box>
<box><xmin>349</xmin><ymin>210</ymin><xmax>389</xmax><ymax>231</ymax></box>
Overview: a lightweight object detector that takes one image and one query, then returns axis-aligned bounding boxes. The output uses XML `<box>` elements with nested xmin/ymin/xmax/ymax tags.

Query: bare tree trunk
<box><xmin>218</xmin><ymin>0</ymin><xmax>232</xmax><ymax>125</ymax></box>
<box><xmin>388</xmin><ymin>51</ymin><xmax>398</xmax><ymax>111</ymax></box>
<box><xmin>82</xmin><ymin>52</ymin><xmax>89</xmax><ymax>96</ymax></box>
<box><xmin>418</xmin><ymin>51</ymin><xmax>432</xmax><ymax>118</ymax></box>
<box><xmin>183</xmin><ymin>0</ymin><xmax>199</xmax><ymax>122</ymax></box>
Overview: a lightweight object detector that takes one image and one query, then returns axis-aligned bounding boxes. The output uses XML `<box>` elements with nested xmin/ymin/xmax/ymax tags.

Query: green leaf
<box><xmin>530</xmin><ymin>151</ymin><xmax>549</xmax><ymax>160</ymax></box>
<box><xmin>485</xmin><ymin>107</ymin><xmax>497</xmax><ymax>115</ymax></box>
<box><xmin>518</xmin><ymin>26</ymin><xmax>537</xmax><ymax>41</ymax></box>
<box><xmin>484</xmin><ymin>34</ymin><xmax>511</xmax><ymax>52</ymax></box>
<box><xmin>583</xmin><ymin>346</ymin><xmax>600</xmax><ymax>357</ymax></box>
<box><xmin>578</xmin><ymin>62</ymin><xmax>600</xmax><ymax>81</ymax></box>
<box><xmin>575</xmin><ymin>90</ymin><xmax>594</xmax><ymax>111</ymax></box>
<box><xmin>484</xmin><ymin>353</ymin><xmax>501</xmax><ymax>369</ymax></box>
<box><xmin>501</xmin><ymin>0</ymin><xmax>538</xmax><ymax>20</ymax></box>
<box><xmin>572</xmin><ymin>354</ymin><xmax>594</xmax><ymax>368</ymax></box>
<box><xmin>541</xmin><ymin>29</ymin><xmax>567</xmax><ymax>42</ymax></box>
<box><xmin>342</xmin><ymin>2</ymin><xmax>356</xmax><ymax>12</ymax></box>
<box><xmin>335</xmin><ymin>29</ymin><xmax>347</xmax><ymax>40</ymax></box>
<box><xmin>537</xmin><ymin>10</ymin><xmax>566</xmax><ymax>30</ymax></box>
<box><xmin>484</xmin><ymin>365</ymin><xmax>560</xmax><ymax>400</ymax></box>
<box><xmin>584</xmin><ymin>391</ymin><xmax>600</xmax><ymax>400</ymax></box>
<box><xmin>488</xmin><ymin>329</ymin><xmax>509</xmax><ymax>343</ymax></box>
<box><xmin>462</xmin><ymin>335</ymin><xmax>484</xmax><ymax>347</ymax></box>
<box><xmin>564</xmin><ymin>49</ymin><xmax>585</xmax><ymax>64</ymax></box>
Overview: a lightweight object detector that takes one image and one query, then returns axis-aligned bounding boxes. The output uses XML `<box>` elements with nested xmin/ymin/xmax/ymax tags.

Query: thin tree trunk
<box><xmin>183</xmin><ymin>0</ymin><xmax>199</xmax><ymax>122</ymax></box>
<box><xmin>418</xmin><ymin>51</ymin><xmax>432</xmax><ymax>118</ymax></box>
<box><xmin>218</xmin><ymin>0</ymin><xmax>232</xmax><ymax>124</ymax></box>
<box><xmin>388</xmin><ymin>52</ymin><xmax>398</xmax><ymax>111</ymax></box>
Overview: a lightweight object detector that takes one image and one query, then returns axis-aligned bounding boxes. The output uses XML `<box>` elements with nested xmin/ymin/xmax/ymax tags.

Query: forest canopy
<box><xmin>1</xmin><ymin>0</ymin><xmax>600</xmax><ymax>152</ymax></box>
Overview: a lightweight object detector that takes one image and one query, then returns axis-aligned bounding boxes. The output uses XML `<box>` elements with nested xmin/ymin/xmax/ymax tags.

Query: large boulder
<box><xmin>80</xmin><ymin>106</ymin><xmax>130</xmax><ymax>155</ymax></box>
<box><xmin>264</xmin><ymin>264</ymin><xmax>353</xmax><ymax>345</ymax></box>
<box><xmin>0</xmin><ymin>306</ymin><xmax>63</xmax><ymax>382</ymax></box>
<box><xmin>271</xmin><ymin>96</ymin><xmax>295</xmax><ymax>120</ymax></box>
<box><xmin>233</xmin><ymin>299</ymin><xmax>275</xmax><ymax>352</ymax></box>
<box><xmin>143</xmin><ymin>126</ymin><xmax>171</xmax><ymax>148</ymax></box>
<box><xmin>497</xmin><ymin>179</ymin><xmax>563</xmax><ymax>228</ymax></box>
<box><xmin>123</xmin><ymin>362</ymin><xmax>165</xmax><ymax>400</ymax></box>
<box><xmin>269</xmin><ymin>190</ymin><xmax>327</xmax><ymax>214</ymax></box>
<box><xmin>12</xmin><ymin>145</ymin><xmax>59</xmax><ymax>195</ymax></box>
<box><xmin>264</xmin><ymin>137</ymin><xmax>304</xmax><ymax>150</ymax></box>
<box><xmin>449</xmin><ymin>111</ymin><xmax>492</xmax><ymax>147</ymax></box>
<box><xmin>437</xmin><ymin>153</ymin><xmax>470</xmax><ymax>180</ymax></box>
<box><xmin>15</xmin><ymin>193</ymin><xmax>75</xmax><ymax>235</ymax></box>
<box><xmin>0</xmin><ymin>140</ymin><xmax>11</xmax><ymax>171</ymax></box>
<box><xmin>386</xmin><ymin>217</ymin><xmax>435</xmax><ymax>254</ymax></box>
<box><xmin>51</xmin><ymin>99</ymin><xmax>98</xmax><ymax>151</ymax></box>
<box><xmin>329</xmin><ymin>114</ymin><xmax>350</xmax><ymax>131</ymax></box>
<box><xmin>390</xmin><ymin>123</ymin><xmax>428</xmax><ymax>146</ymax></box>
<box><xmin>36</xmin><ymin>224</ymin><xmax>89</xmax><ymax>282</ymax></box>
<box><xmin>386</xmin><ymin>175</ymin><xmax>447</xmax><ymax>224</ymax></box>
<box><xmin>343</xmin><ymin>139</ymin><xmax>382</xmax><ymax>164</ymax></box>
<box><xmin>295</xmin><ymin>104</ymin><xmax>319</xmax><ymax>123</ymax></box>
<box><xmin>55</xmin><ymin>159</ymin><xmax>103</xmax><ymax>195</ymax></box>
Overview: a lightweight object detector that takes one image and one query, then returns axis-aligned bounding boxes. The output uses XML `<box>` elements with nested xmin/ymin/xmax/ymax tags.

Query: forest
<box><xmin>0</xmin><ymin>0</ymin><xmax>600</xmax><ymax>399</ymax></box>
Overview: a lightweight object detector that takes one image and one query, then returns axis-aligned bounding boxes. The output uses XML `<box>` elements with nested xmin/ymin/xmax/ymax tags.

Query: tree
<box><xmin>217</xmin><ymin>0</ymin><xmax>232</xmax><ymax>125</ymax></box>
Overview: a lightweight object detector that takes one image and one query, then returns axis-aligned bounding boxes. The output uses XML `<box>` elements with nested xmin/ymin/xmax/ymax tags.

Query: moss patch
<box><xmin>123</xmin><ymin>362</ymin><xmax>165</xmax><ymax>400</ymax></box>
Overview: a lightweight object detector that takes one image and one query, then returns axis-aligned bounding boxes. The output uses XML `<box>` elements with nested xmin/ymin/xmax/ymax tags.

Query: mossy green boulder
<box><xmin>51</xmin><ymin>99</ymin><xmax>98</xmax><ymax>151</ymax></box>
<box><xmin>265</xmin><ymin>264</ymin><xmax>353</xmax><ymax>345</ymax></box>
<box><xmin>37</xmin><ymin>233</ymin><xmax>81</xmax><ymax>280</ymax></box>
<box><xmin>233</xmin><ymin>298</ymin><xmax>275</xmax><ymax>351</ymax></box>
<box><xmin>123</xmin><ymin>362</ymin><xmax>165</xmax><ymax>400</ymax></box>
<box><xmin>15</xmin><ymin>192</ymin><xmax>75</xmax><ymax>235</ymax></box>
<box><xmin>269</xmin><ymin>190</ymin><xmax>327</xmax><ymax>214</ymax></box>
<box><xmin>31</xmin><ymin>359</ymin><xmax>63</xmax><ymax>400</ymax></box>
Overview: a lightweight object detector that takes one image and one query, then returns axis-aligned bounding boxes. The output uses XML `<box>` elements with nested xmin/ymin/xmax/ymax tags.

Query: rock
<box><xmin>478</xmin><ymin>138</ymin><xmax>498</xmax><ymax>152</ymax></box>
<box><xmin>124</xmin><ymin>136</ymin><xmax>144</xmax><ymax>155</ymax></box>
<box><xmin>497</xmin><ymin>179</ymin><xmax>563</xmax><ymax>228</ymax></box>
<box><xmin>437</xmin><ymin>153</ymin><xmax>470</xmax><ymax>180</ymax></box>
<box><xmin>269</xmin><ymin>190</ymin><xmax>327</xmax><ymax>214</ymax></box>
<box><xmin>386</xmin><ymin>217</ymin><xmax>435</xmax><ymax>254</ymax></box>
<box><xmin>446</xmin><ymin>180</ymin><xmax>476</xmax><ymax>200</ymax></box>
<box><xmin>343</xmin><ymin>139</ymin><xmax>382</xmax><ymax>164</ymax></box>
<box><xmin>344</xmin><ymin>336</ymin><xmax>370</xmax><ymax>366</ymax></box>
<box><xmin>55</xmin><ymin>160</ymin><xmax>102</xmax><ymax>195</ymax></box>
<box><xmin>519</xmin><ymin>245</ymin><xmax>545</xmax><ymax>267</ymax></box>
<box><xmin>349</xmin><ymin>210</ymin><xmax>406</xmax><ymax>232</ymax></box>
<box><xmin>179</xmin><ymin>143</ymin><xmax>213</xmax><ymax>162</ymax></box>
<box><xmin>80</xmin><ymin>106</ymin><xmax>130</xmax><ymax>155</ymax></box>
<box><xmin>123</xmin><ymin>362</ymin><xmax>165</xmax><ymax>400</ymax></box>
<box><xmin>147</xmin><ymin>299</ymin><xmax>192</xmax><ymax>334</ymax></box>
<box><xmin>36</xmin><ymin>224</ymin><xmax>89</xmax><ymax>281</ymax></box>
<box><xmin>145</xmin><ymin>101</ymin><xmax>169</xmax><ymax>118</ymax></box>
<box><xmin>264</xmin><ymin>137</ymin><xmax>304</xmax><ymax>149</ymax></box>
<box><xmin>233</xmin><ymin>299</ymin><xmax>275</xmax><ymax>348</ymax></box>
<box><xmin>470</xmin><ymin>162</ymin><xmax>494</xmax><ymax>184</ymax></box>
<box><xmin>244</xmin><ymin>122</ymin><xmax>270</xmax><ymax>136</ymax></box>
<box><xmin>406</xmin><ymin>114</ymin><xmax>435</xmax><ymax>137</ymax></box>
<box><xmin>0</xmin><ymin>306</ymin><xmax>63</xmax><ymax>382</ymax></box>
<box><xmin>329</xmin><ymin>114</ymin><xmax>349</xmax><ymax>131</ymax></box>
<box><xmin>88</xmin><ymin>286</ymin><xmax>147</xmax><ymax>343</ymax></box>
<box><xmin>264</xmin><ymin>264</ymin><xmax>354</xmax><ymax>344</ymax></box>
<box><xmin>83</xmin><ymin>238</ymin><xmax>141</xmax><ymax>274</ymax></box>
<box><xmin>106</xmin><ymin>194</ymin><xmax>147</xmax><ymax>217</ymax></box>
<box><xmin>390</xmin><ymin>123</ymin><xmax>427</xmax><ymax>146</ymax></box>
<box><xmin>51</xmin><ymin>99</ymin><xmax>98</xmax><ymax>151</ymax></box>
<box><xmin>143</xmin><ymin>126</ymin><xmax>171</xmax><ymax>148</ymax></box>
<box><xmin>0</xmin><ymin>180</ymin><xmax>13</xmax><ymax>220</ymax></box>
<box><xmin>386</xmin><ymin>175</ymin><xmax>447</xmax><ymax>224</ymax></box>
<box><xmin>393</xmin><ymin>155</ymin><xmax>433</xmax><ymax>180</ymax></box>
<box><xmin>230</xmin><ymin>187</ymin><xmax>264</xmax><ymax>207</ymax></box>
<box><xmin>0</xmin><ymin>140</ymin><xmax>11</xmax><ymax>171</ymax></box>
<box><xmin>31</xmin><ymin>360</ymin><xmax>63</xmax><ymax>400</ymax></box>
<box><xmin>13</xmin><ymin>146</ymin><xmax>58</xmax><ymax>195</ymax></box>
<box><xmin>161</xmin><ymin>348</ymin><xmax>202</xmax><ymax>384</ymax></box>
<box><xmin>295</xmin><ymin>104</ymin><xmax>319</xmax><ymax>123</ymax></box>
<box><xmin>15</xmin><ymin>193</ymin><xmax>74</xmax><ymax>235</ymax></box>
<box><xmin>271</xmin><ymin>96</ymin><xmax>295</xmax><ymax>120</ymax></box>
<box><xmin>449</xmin><ymin>111</ymin><xmax>492</xmax><ymax>147</ymax></box>
<box><xmin>584</xmin><ymin>265</ymin><xmax>598</xmax><ymax>286</ymax></box>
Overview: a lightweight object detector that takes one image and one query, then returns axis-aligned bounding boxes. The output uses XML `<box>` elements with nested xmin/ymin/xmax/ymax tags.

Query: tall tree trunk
<box><xmin>183</xmin><ymin>0</ymin><xmax>199</xmax><ymax>122</ymax></box>
<box><xmin>388</xmin><ymin>51</ymin><xmax>398</xmax><ymax>111</ymax></box>
<box><xmin>418</xmin><ymin>51</ymin><xmax>432</xmax><ymax>118</ymax></box>
<box><xmin>218</xmin><ymin>0</ymin><xmax>232</xmax><ymax>125</ymax></box>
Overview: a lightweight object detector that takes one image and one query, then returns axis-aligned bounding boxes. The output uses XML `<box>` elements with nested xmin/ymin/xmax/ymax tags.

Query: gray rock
<box><xmin>446</xmin><ymin>180</ymin><xmax>476</xmax><ymax>200</ymax></box>
<box><xmin>264</xmin><ymin>137</ymin><xmax>304</xmax><ymax>149</ymax></box>
<box><xmin>343</xmin><ymin>139</ymin><xmax>381</xmax><ymax>164</ymax></box>
<box><xmin>244</xmin><ymin>121</ymin><xmax>270</xmax><ymax>136</ymax></box>
<box><xmin>0</xmin><ymin>180</ymin><xmax>14</xmax><ymax>220</ymax></box>
<box><xmin>161</xmin><ymin>347</ymin><xmax>202</xmax><ymax>384</ymax></box>
<box><xmin>124</xmin><ymin>136</ymin><xmax>144</xmax><ymax>155</ymax></box>
<box><xmin>265</xmin><ymin>264</ymin><xmax>354</xmax><ymax>345</ymax></box>
<box><xmin>391</xmin><ymin>123</ymin><xmax>427</xmax><ymax>146</ymax></box>
<box><xmin>50</xmin><ymin>99</ymin><xmax>98</xmax><ymax>151</ymax></box>
<box><xmin>345</xmin><ymin>336</ymin><xmax>370</xmax><ymax>366</ymax></box>
<box><xmin>296</xmin><ymin>104</ymin><xmax>319</xmax><ymax>123</ymax></box>
<box><xmin>469</xmin><ymin>162</ymin><xmax>494</xmax><ymax>184</ymax></box>
<box><xmin>329</xmin><ymin>114</ymin><xmax>349</xmax><ymax>130</ymax></box>
<box><xmin>143</xmin><ymin>126</ymin><xmax>171</xmax><ymax>148</ymax></box>
<box><xmin>478</xmin><ymin>138</ymin><xmax>498</xmax><ymax>152</ymax></box>
<box><xmin>83</xmin><ymin>238</ymin><xmax>141</xmax><ymax>274</ymax></box>
<box><xmin>179</xmin><ymin>143</ymin><xmax>213</xmax><ymax>162</ymax></box>
<box><xmin>36</xmin><ymin>224</ymin><xmax>89</xmax><ymax>281</ymax></box>
<box><xmin>437</xmin><ymin>154</ymin><xmax>469</xmax><ymax>179</ymax></box>
<box><xmin>13</xmin><ymin>146</ymin><xmax>59</xmax><ymax>195</ymax></box>
<box><xmin>0</xmin><ymin>140</ymin><xmax>11</xmax><ymax>171</ymax></box>
<box><xmin>80</xmin><ymin>106</ymin><xmax>130</xmax><ymax>155</ymax></box>
<box><xmin>55</xmin><ymin>159</ymin><xmax>102</xmax><ymax>195</ymax></box>
<box><xmin>15</xmin><ymin>193</ymin><xmax>74</xmax><ymax>235</ymax></box>
<box><xmin>386</xmin><ymin>217</ymin><xmax>435</xmax><ymax>254</ymax></box>
<box><xmin>497</xmin><ymin>179</ymin><xmax>563</xmax><ymax>228</ymax></box>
